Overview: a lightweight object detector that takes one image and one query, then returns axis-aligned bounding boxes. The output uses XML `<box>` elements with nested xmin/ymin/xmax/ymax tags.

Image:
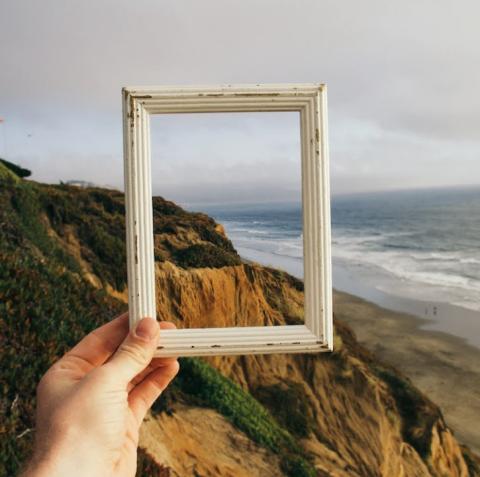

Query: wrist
<box><xmin>21</xmin><ymin>428</ymin><xmax>104</xmax><ymax>477</ymax></box>
<box><xmin>21</xmin><ymin>453</ymin><xmax>67</xmax><ymax>477</ymax></box>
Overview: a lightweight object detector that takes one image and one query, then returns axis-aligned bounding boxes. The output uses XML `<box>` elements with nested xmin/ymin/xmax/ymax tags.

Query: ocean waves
<box><xmin>332</xmin><ymin>229</ymin><xmax>480</xmax><ymax>311</ymax></box>
<box><xmin>331</xmin><ymin>186</ymin><xmax>480</xmax><ymax>311</ymax></box>
<box><xmin>203</xmin><ymin>188</ymin><xmax>480</xmax><ymax>313</ymax></box>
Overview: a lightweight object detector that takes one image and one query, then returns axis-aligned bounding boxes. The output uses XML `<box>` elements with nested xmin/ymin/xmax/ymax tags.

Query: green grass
<box><xmin>158</xmin><ymin>357</ymin><xmax>317</xmax><ymax>477</ymax></box>
<box><xmin>0</xmin><ymin>224</ymin><xmax>124</xmax><ymax>474</ymax></box>
<box><xmin>11</xmin><ymin>182</ymin><xmax>82</xmax><ymax>274</ymax></box>
<box><xmin>39</xmin><ymin>185</ymin><xmax>128</xmax><ymax>289</ymax></box>
<box><xmin>0</xmin><ymin>161</ymin><xmax>20</xmax><ymax>185</ymax></box>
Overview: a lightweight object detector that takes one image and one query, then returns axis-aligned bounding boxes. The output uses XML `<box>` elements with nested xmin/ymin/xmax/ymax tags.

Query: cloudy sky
<box><xmin>1</xmin><ymin>0</ymin><xmax>479</xmax><ymax>204</ymax></box>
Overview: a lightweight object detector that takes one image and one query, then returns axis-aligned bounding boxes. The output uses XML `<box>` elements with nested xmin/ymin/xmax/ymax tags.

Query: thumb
<box><xmin>104</xmin><ymin>317</ymin><xmax>160</xmax><ymax>385</ymax></box>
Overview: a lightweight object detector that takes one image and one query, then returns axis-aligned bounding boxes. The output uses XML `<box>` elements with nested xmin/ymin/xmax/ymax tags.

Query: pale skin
<box><xmin>21</xmin><ymin>313</ymin><xmax>179</xmax><ymax>477</ymax></box>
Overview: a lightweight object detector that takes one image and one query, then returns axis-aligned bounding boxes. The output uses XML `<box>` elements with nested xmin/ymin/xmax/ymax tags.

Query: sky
<box><xmin>150</xmin><ymin>112</ymin><xmax>301</xmax><ymax>205</ymax></box>
<box><xmin>1</xmin><ymin>0</ymin><xmax>479</xmax><ymax>202</ymax></box>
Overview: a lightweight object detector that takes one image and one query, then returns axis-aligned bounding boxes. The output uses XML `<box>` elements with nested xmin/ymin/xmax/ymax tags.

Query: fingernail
<box><xmin>134</xmin><ymin>318</ymin><xmax>159</xmax><ymax>342</ymax></box>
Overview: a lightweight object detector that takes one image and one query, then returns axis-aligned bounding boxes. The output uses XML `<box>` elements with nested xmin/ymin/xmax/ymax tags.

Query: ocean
<box><xmin>196</xmin><ymin>187</ymin><xmax>480</xmax><ymax>339</ymax></box>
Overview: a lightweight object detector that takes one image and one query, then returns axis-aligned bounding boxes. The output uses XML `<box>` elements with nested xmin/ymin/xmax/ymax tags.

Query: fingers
<box><xmin>56</xmin><ymin>313</ymin><xmax>129</xmax><ymax>372</ymax></box>
<box><xmin>126</xmin><ymin>320</ymin><xmax>179</xmax><ymax>424</ymax></box>
<box><xmin>128</xmin><ymin>359</ymin><xmax>180</xmax><ymax>425</ymax></box>
<box><xmin>102</xmin><ymin>317</ymin><xmax>160</xmax><ymax>386</ymax></box>
<box><xmin>127</xmin><ymin>322</ymin><xmax>177</xmax><ymax>391</ymax></box>
<box><xmin>127</xmin><ymin>357</ymin><xmax>178</xmax><ymax>391</ymax></box>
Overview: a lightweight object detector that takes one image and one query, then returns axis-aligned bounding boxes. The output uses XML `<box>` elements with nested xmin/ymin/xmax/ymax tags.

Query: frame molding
<box><xmin>122</xmin><ymin>84</ymin><xmax>332</xmax><ymax>357</ymax></box>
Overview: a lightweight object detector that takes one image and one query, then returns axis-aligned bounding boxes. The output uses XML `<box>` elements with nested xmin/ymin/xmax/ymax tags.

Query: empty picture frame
<box><xmin>122</xmin><ymin>83</ymin><xmax>333</xmax><ymax>357</ymax></box>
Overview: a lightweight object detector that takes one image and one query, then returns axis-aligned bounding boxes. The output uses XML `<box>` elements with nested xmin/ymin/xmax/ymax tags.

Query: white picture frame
<box><xmin>122</xmin><ymin>83</ymin><xmax>332</xmax><ymax>357</ymax></box>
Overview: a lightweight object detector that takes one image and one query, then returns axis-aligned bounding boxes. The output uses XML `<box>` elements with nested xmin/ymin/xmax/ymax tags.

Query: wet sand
<box><xmin>333</xmin><ymin>259</ymin><xmax>480</xmax><ymax>349</ymax></box>
<box><xmin>334</xmin><ymin>289</ymin><xmax>480</xmax><ymax>454</ymax></box>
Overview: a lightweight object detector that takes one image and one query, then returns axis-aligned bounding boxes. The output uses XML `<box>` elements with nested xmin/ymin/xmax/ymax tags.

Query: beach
<box><xmin>334</xmin><ymin>259</ymin><xmax>480</xmax><ymax>349</ymax></box>
<box><xmin>237</xmin><ymin>247</ymin><xmax>480</xmax><ymax>452</ymax></box>
<box><xmin>333</xmin><ymin>288</ymin><xmax>480</xmax><ymax>454</ymax></box>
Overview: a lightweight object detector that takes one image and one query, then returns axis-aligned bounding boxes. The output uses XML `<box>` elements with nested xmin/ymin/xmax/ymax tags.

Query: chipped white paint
<box><xmin>122</xmin><ymin>84</ymin><xmax>333</xmax><ymax>357</ymax></box>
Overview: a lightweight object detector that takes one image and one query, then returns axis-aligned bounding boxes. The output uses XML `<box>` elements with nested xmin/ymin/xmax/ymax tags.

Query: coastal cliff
<box><xmin>149</xmin><ymin>261</ymin><xmax>474</xmax><ymax>477</ymax></box>
<box><xmin>1</xmin><ymin>161</ymin><xmax>478</xmax><ymax>476</ymax></box>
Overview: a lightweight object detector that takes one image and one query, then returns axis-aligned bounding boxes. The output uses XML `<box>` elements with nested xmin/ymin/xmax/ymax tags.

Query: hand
<box><xmin>21</xmin><ymin>313</ymin><xmax>179</xmax><ymax>477</ymax></box>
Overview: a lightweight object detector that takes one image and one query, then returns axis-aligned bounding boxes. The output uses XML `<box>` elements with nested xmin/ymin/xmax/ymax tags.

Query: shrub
<box><xmin>0</xmin><ymin>158</ymin><xmax>31</xmax><ymax>178</ymax></box>
<box><xmin>280</xmin><ymin>455</ymin><xmax>317</xmax><ymax>477</ymax></box>
<box><xmin>253</xmin><ymin>381</ymin><xmax>312</xmax><ymax>438</ymax></box>
<box><xmin>375</xmin><ymin>367</ymin><xmax>439</xmax><ymax>458</ymax></box>
<box><xmin>173</xmin><ymin>243</ymin><xmax>241</xmax><ymax>269</ymax></box>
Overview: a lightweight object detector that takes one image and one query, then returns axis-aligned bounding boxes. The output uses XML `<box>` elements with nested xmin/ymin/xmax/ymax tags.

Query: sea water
<box><xmin>198</xmin><ymin>186</ymin><xmax>480</xmax><ymax>315</ymax></box>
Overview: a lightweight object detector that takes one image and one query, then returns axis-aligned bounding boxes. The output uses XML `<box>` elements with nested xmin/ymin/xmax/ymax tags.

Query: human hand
<box><xmin>21</xmin><ymin>313</ymin><xmax>179</xmax><ymax>477</ymax></box>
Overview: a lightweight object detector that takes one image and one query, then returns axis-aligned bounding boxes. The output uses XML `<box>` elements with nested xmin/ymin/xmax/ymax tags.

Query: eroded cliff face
<box><xmin>155</xmin><ymin>261</ymin><xmax>304</xmax><ymax>328</ymax></box>
<box><xmin>139</xmin><ymin>405</ymin><xmax>284</xmax><ymax>477</ymax></box>
<box><xmin>147</xmin><ymin>259</ymin><xmax>472</xmax><ymax>477</ymax></box>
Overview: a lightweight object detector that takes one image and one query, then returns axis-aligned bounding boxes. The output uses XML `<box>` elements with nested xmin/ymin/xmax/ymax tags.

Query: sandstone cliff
<box><xmin>1</xmin><ymin>164</ymin><xmax>478</xmax><ymax>477</ymax></box>
<box><xmin>149</xmin><ymin>259</ymin><xmax>474</xmax><ymax>477</ymax></box>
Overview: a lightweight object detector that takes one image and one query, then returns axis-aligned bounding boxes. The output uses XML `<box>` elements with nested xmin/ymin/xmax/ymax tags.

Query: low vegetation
<box><xmin>374</xmin><ymin>366</ymin><xmax>439</xmax><ymax>459</ymax></box>
<box><xmin>0</xmin><ymin>169</ymin><xmax>124</xmax><ymax>475</ymax></box>
<box><xmin>2</xmin><ymin>162</ymin><xmax>477</xmax><ymax>477</ymax></box>
<box><xmin>0</xmin><ymin>158</ymin><xmax>31</xmax><ymax>178</ymax></box>
<box><xmin>252</xmin><ymin>381</ymin><xmax>313</xmax><ymax>438</ymax></box>
<box><xmin>0</xmin><ymin>163</ymin><xmax>312</xmax><ymax>477</ymax></box>
<box><xmin>155</xmin><ymin>358</ymin><xmax>317</xmax><ymax>477</ymax></box>
<box><xmin>173</xmin><ymin>242</ymin><xmax>241</xmax><ymax>269</ymax></box>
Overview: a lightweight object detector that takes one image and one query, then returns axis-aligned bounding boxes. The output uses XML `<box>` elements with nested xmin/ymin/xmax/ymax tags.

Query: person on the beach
<box><xmin>20</xmin><ymin>313</ymin><xmax>179</xmax><ymax>477</ymax></box>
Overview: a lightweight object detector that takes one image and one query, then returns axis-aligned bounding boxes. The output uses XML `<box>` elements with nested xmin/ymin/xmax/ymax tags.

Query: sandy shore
<box><xmin>237</xmin><ymin>246</ymin><xmax>480</xmax><ymax>348</ymax></box>
<box><xmin>333</xmin><ymin>259</ymin><xmax>480</xmax><ymax>349</ymax></box>
<box><xmin>333</xmin><ymin>289</ymin><xmax>480</xmax><ymax>454</ymax></box>
<box><xmin>239</xmin><ymin>253</ymin><xmax>480</xmax><ymax>452</ymax></box>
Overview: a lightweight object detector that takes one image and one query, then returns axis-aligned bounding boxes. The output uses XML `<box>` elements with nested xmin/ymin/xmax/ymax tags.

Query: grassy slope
<box><xmin>0</xmin><ymin>170</ymin><xmax>125</xmax><ymax>474</ymax></box>
<box><xmin>1</xmin><ymin>166</ymin><xmax>478</xmax><ymax>476</ymax></box>
<box><xmin>0</xmin><ymin>168</ymin><xmax>313</xmax><ymax>477</ymax></box>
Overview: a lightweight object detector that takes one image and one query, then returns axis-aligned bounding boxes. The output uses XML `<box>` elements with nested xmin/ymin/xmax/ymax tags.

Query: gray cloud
<box><xmin>1</xmin><ymin>0</ymin><xmax>479</xmax><ymax>200</ymax></box>
<box><xmin>150</xmin><ymin>112</ymin><xmax>301</xmax><ymax>205</ymax></box>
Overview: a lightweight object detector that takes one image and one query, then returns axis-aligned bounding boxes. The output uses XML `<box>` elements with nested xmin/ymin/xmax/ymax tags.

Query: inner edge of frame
<box><xmin>154</xmin><ymin>326</ymin><xmax>327</xmax><ymax>357</ymax></box>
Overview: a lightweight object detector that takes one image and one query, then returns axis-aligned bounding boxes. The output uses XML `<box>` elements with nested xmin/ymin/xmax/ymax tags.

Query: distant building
<box><xmin>64</xmin><ymin>180</ymin><xmax>96</xmax><ymax>188</ymax></box>
<box><xmin>63</xmin><ymin>179</ymin><xmax>119</xmax><ymax>191</ymax></box>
